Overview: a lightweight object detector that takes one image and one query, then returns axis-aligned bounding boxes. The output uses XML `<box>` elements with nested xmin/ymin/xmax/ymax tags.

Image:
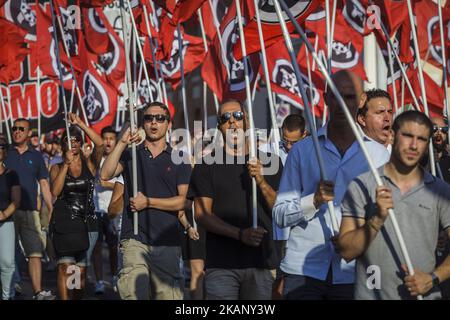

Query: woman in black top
<box><xmin>0</xmin><ymin>135</ymin><xmax>21</xmax><ymax>300</ymax></box>
<box><xmin>50</xmin><ymin>113</ymin><xmax>103</xmax><ymax>300</ymax></box>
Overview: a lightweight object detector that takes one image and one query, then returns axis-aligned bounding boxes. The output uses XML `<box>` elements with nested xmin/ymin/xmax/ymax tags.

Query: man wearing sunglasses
<box><xmin>101</xmin><ymin>102</ymin><xmax>191</xmax><ymax>300</ymax></box>
<box><xmin>5</xmin><ymin>118</ymin><xmax>55</xmax><ymax>300</ymax></box>
<box><xmin>188</xmin><ymin>99</ymin><xmax>283</xmax><ymax>300</ymax></box>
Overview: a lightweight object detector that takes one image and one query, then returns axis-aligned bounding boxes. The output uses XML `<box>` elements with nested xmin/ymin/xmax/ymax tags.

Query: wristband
<box><xmin>185</xmin><ymin>225</ymin><xmax>192</xmax><ymax>231</ymax></box>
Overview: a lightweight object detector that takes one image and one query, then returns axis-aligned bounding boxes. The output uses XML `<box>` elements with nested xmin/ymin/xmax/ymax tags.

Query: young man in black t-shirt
<box><xmin>188</xmin><ymin>100</ymin><xmax>283</xmax><ymax>300</ymax></box>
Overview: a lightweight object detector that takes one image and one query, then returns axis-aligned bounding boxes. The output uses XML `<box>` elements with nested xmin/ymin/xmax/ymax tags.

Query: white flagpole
<box><xmin>277</xmin><ymin>0</ymin><xmax>423</xmax><ymax>299</ymax></box>
<box><xmin>387</xmin><ymin>44</ymin><xmax>399</xmax><ymax>113</ymax></box>
<box><xmin>6</xmin><ymin>87</ymin><xmax>13</xmax><ymax>128</ymax></box>
<box><xmin>252</xmin><ymin>0</ymin><xmax>281</xmax><ymax>156</ymax></box>
<box><xmin>209</xmin><ymin>0</ymin><xmax>231</xmax><ymax>79</ymax></box>
<box><xmin>197</xmin><ymin>9</ymin><xmax>211</xmax><ymax>134</ymax></box>
<box><xmin>176</xmin><ymin>24</ymin><xmax>193</xmax><ymax>157</ymax></box>
<box><xmin>273</xmin><ymin>0</ymin><xmax>339</xmax><ymax>235</ymax></box>
<box><xmin>0</xmin><ymin>88</ymin><xmax>11</xmax><ymax>143</ymax></box>
<box><xmin>235</xmin><ymin>0</ymin><xmax>258</xmax><ymax>229</ymax></box>
<box><xmin>438</xmin><ymin>0</ymin><xmax>450</xmax><ymax>143</ymax></box>
<box><xmin>68</xmin><ymin>80</ymin><xmax>76</xmax><ymax>114</ymax></box>
<box><xmin>36</xmin><ymin>67</ymin><xmax>43</xmax><ymax>137</ymax></box>
<box><xmin>406</xmin><ymin>0</ymin><xmax>436</xmax><ymax>176</ymax></box>
<box><xmin>120</xmin><ymin>0</ymin><xmax>139</xmax><ymax>236</ymax></box>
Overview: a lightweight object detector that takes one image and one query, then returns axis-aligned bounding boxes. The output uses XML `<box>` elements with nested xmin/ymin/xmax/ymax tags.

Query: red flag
<box><xmin>234</xmin><ymin>0</ymin><xmax>320</xmax><ymax>60</ymax></box>
<box><xmin>263</xmin><ymin>41</ymin><xmax>324</xmax><ymax>117</ymax></box>
<box><xmin>199</xmin><ymin>0</ymin><xmax>229</xmax><ymax>41</ymax></box>
<box><xmin>0</xmin><ymin>0</ymin><xmax>37</xmax><ymax>41</ymax></box>
<box><xmin>78</xmin><ymin>38</ymin><xmax>118</xmax><ymax>134</ymax></box>
<box><xmin>79</xmin><ymin>0</ymin><xmax>114</xmax><ymax>7</ymax></box>
<box><xmin>82</xmin><ymin>7</ymin><xmax>126</xmax><ymax>92</ymax></box>
<box><xmin>34</xmin><ymin>1</ymin><xmax>77</xmax><ymax>89</ymax></box>
<box><xmin>0</xmin><ymin>18</ymin><xmax>30</xmax><ymax>84</ymax></box>
<box><xmin>201</xmin><ymin>0</ymin><xmax>260</xmax><ymax>102</ymax></box>
<box><xmin>145</xmin><ymin>27</ymin><xmax>206</xmax><ymax>90</ymax></box>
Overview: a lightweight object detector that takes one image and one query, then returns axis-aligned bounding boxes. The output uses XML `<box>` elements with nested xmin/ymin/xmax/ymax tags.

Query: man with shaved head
<box><xmin>273</xmin><ymin>70</ymin><xmax>390</xmax><ymax>300</ymax></box>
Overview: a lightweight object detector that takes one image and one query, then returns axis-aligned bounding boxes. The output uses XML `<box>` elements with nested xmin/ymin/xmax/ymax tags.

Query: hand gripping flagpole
<box><xmin>235</xmin><ymin>0</ymin><xmax>258</xmax><ymax>229</ymax></box>
<box><xmin>119</xmin><ymin>0</ymin><xmax>139</xmax><ymax>236</ymax></box>
<box><xmin>406</xmin><ymin>0</ymin><xmax>436</xmax><ymax>176</ymax></box>
<box><xmin>438</xmin><ymin>0</ymin><xmax>450</xmax><ymax>145</ymax></box>
<box><xmin>272</xmin><ymin>0</ymin><xmax>339</xmax><ymax>235</ymax></box>
<box><xmin>251</xmin><ymin>0</ymin><xmax>281</xmax><ymax>156</ymax></box>
<box><xmin>49</xmin><ymin>0</ymin><xmax>71</xmax><ymax>150</ymax></box>
<box><xmin>276</xmin><ymin>0</ymin><xmax>422</xmax><ymax>299</ymax></box>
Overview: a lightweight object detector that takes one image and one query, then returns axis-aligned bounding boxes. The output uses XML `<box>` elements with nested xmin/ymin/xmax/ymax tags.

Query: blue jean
<box><xmin>0</xmin><ymin>221</ymin><xmax>15</xmax><ymax>299</ymax></box>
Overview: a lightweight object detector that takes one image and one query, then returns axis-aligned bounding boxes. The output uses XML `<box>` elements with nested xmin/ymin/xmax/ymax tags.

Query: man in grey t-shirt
<box><xmin>338</xmin><ymin>111</ymin><xmax>450</xmax><ymax>300</ymax></box>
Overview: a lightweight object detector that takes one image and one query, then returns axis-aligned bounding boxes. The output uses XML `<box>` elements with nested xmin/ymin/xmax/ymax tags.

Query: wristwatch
<box><xmin>431</xmin><ymin>272</ymin><xmax>440</xmax><ymax>287</ymax></box>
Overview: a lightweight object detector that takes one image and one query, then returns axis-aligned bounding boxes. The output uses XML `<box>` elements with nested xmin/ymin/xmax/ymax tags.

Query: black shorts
<box><xmin>95</xmin><ymin>212</ymin><xmax>119</xmax><ymax>247</ymax></box>
<box><xmin>180</xmin><ymin>210</ymin><xmax>206</xmax><ymax>261</ymax></box>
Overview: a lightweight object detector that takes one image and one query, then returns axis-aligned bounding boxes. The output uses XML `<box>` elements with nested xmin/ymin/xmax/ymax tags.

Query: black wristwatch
<box><xmin>431</xmin><ymin>272</ymin><xmax>440</xmax><ymax>287</ymax></box>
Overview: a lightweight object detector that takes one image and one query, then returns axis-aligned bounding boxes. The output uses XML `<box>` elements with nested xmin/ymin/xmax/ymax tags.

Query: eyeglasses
<box><xmin>143</xmin><ymin>114</ymin><xmax>169</xmax><ymax>123</ymax></box>
<box><xmin>218</xmin><ymin>111</ymin><xmax>244</xmax><ymax>124</ymax></box>
<box><xmin>433</xmin><ymin>126</ymin><xmax>449</xmax><ymax>134</ymax></box>
<box><xmin>12</xmin><ymin>126</ymin><xmax>27</xmax><ymax>132</ymax></box>
<box><xmin>281</xmin><ymin>138</ymin><xmax>300</xmax><ymax>147</ymax></box>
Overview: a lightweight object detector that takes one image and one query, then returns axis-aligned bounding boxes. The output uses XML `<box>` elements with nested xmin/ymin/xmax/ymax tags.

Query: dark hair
<box><xmin>282</xmin><ymin>114</ymin><xmax>306</xmax><ymax>133</ymax></box>
<box><xmin>143</xmin><ymin>101</ymin><xmax>171</xmax><ymax>121</ymax></box>
<box><xmin>392</xmin><ymin>110</ymin><xmax>433</xmax><ymax>139</ymax></box>
<box><xmin>14</xmin><ymin>118</ymin><xmax>30</xmax><ymax>128</ymax></box>
<box><xmin>218</xmin><ymin>99</ymin><xmax>244</xmax><ymax>114</ymax></box>
<box><xmin>358</xmin><ymin>89</ymin><xmax>391</xmax><ymax>117</ymax></box>
<box><xmin>0</xmin><ymin>134</ymin><xmax>8</xmax><ymax>148</ymax></box>
<box><xmin>101</xmin><ymin>126</ymin><xmax>117</xmax><ymax>137</ymax></box>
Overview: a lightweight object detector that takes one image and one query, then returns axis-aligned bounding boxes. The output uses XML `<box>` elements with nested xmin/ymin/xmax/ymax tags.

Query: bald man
<box><xmin>273</xmin><ymin>71</ymin><xmax>390</xmax><ymax>300</ymax></box>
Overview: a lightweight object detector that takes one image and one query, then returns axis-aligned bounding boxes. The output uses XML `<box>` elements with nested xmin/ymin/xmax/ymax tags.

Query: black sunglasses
<box><xmin>434</xmin><ymin>126</ymin><xmax>449</xmax><ymax>134</ymax></box>
<box><xmin>143</xmin><ymin>114</ymin><xmax>169</xmax><ymax>123</ymax></box>
<box><xmin>12</xmin><ymin>126</ymin><xmax>27</xmax><ymax>132</ymax></box>
<box><xmin>218</xmin><ymin>111</ymin><xmax>244</xmax><ymax>124</ymax></box>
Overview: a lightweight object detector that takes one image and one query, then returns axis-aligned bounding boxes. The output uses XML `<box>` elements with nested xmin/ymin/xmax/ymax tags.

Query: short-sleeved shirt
<box><xmin>0</xmin><ymin>169</ymin><xmax>20</xmax><ymax>224</ymax></box>
<box><xmin>341</xmin><ymin>165</ymin><xmax>450</xmax><ymax>300</ymax></box>
<box><xmin>120</xmin><ymin>144</ymin><xmax>191</xmax><ymax>247</ymax></box>
<box><xmin>5</xmin><ymin>147</ymin><xmax>49</xmax><ymax>211</ymax></box>
<box><xmin>187</xmin><ymin>151</ymin><xmax>283</xmax><ymax>270</ymax></box>
<box><xmin>94</xmin><ymin>157</ymin><xmax>124</xmax><ymax>214</ymax></box>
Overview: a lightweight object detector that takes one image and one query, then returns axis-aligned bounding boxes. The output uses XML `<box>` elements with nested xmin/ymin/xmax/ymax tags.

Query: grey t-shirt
<box><xmin>341</xmin><ymin>166</ymin><xmax>450</xmax><ymax>300</ymax></box>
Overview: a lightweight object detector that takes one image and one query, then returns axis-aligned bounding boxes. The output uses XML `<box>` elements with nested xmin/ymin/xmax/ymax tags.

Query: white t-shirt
<box><xmin>93</xmin><ymin>158</ymin><xmax>124</xmax><ymax>214</ymax></box>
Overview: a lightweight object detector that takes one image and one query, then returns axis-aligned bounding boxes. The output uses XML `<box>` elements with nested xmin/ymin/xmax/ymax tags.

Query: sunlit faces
<box><xmin>392</xmin><ymin>122</ymin><xmax>431</xmax><ymax>168</ymax></box>
<box><xmin>218</xmin><ymin>101</ymin><xmax>248</xmax><ymax>148</ymax></box>
<box><xmin>143</xmin><ymin>106</ymin><xmax>171</xmax><ymax>142</ymax></box>
<box><xmin>431</xmin><ymin>117</ymin><xmax>448</xmax><ymax>150</ymax></box>
<box><xmin>359</xmin><ymin>97</ymin><xmax>393</xmax><ymax>145</ymax></box>
<box><xmin>102</xmin><ymin>132</ymin><xmax>117</xmax><ymax>155</ymax></box>
<box><xmin>12</xmin><ymin>120</ymin><xmax>30</xmax><ymax>145</ymax></box>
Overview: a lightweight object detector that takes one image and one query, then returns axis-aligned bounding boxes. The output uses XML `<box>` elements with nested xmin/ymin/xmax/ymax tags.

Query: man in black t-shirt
<box><xmin>188</xmin><ymin>100</ymin><xmax>283</xmax><ymax>300</ymax></box>
<box><xmin>101</xmin><ymin>102</ymin><xmax>191</xmax><ymax>300</ymax></box>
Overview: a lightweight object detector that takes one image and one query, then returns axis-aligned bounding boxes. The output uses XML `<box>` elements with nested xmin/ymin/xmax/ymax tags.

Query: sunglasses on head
<box><xmin>12</xmin><ymin>126</ymin><xmax>27</xmax><ymax>132</ymax></box>
<box><xmin>143</xmin><ymin>114</ymin><xmax>169</xmax><ymax>123</ymax></box>
<box><xmin>433</xmin><ymin>126</ymin><xmax>449</xmax><ymax>134</ymax></box>
<box><xmin>218</xmin><ymin>111</ymin><xmax>244</xmax><ymax>125</ymax></box>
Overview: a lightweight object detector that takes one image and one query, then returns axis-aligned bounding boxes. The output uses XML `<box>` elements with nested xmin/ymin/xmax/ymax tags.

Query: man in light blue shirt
<box><xmin>273</xmin><ymin>71</ymin><xmax>390</xmax><ymax>299</ymax></box>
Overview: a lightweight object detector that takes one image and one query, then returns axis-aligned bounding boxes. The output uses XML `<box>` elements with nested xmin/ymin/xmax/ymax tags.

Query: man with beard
<box><xmin>431</xmin><ymin>117</ymin><xmax>450</xmax><ymax>182</ymax></box>
<box><xmin>338</xmin><ymin>111</ymin><xmax>450</xmax><ymax>300</ymax></box>
<box><xmin>92</xmin><ymin>126</ymin><xmax>124</xmax><ymax>295</ymax></box>
<box><xmin>273</xmin><ymin>71</ymin><xmax>390</xmax><ymax>300</ymax></box>
<box><xmin>101</xmin><ymin>102</ymin><xmax>191</xmax><ymax>300</ymax></box>
<box><xmin>357</xmin><ymin>89</ymin><xmax>393</xmax><ymax>150</ymax></box>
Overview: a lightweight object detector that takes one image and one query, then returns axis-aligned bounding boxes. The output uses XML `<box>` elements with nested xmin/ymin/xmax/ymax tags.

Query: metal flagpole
<box><xmin>197</xmin><ymin>9</ymin><xmax>211</xmax><ymax>134</ymax></box>
<box><xmin>68</xmin><ymin>80</ymin><xmax>76</xmax><ymax>114</ymax></box>
<box><xmin>235</xmin><ymin>0</ymin><xmax>258</xmax><ymax>229</ymax></box>
<box><xmin>305</xmin><ymin>47</ymin><xmax>317</xmax><ymax>131</ymax></box>
<box><xmin>120</xmin><ymin>0</ymin><xmax>139</xmax><ymax>235</ymax></box>
<box><xmin>49</xmin><ymin>0</ymin><xmax>71</xmax><ymax>149</ymax></box>
<box><xmin>387</xmin><ymin>44</ymin><xmax>399</xmax><ymax>113</ymax></box>
<box><xmin>438</xmin><ymin>0</ymin><xmax>450</xmax><ymax>144</ymax></box>
<box><xmin>252</xmin><ymin>0</ymin><xmax>281</xmax><ymax>156</ymax></box>
<box><xmin>273</xmin><ymin>0</ymin><xmax>339</xmax><ymax>235</ymax></box>
<box><xmin>126</xmin><ymin>0</ymin><xmax>155</xmax><ymax>103</ymax></box>
<box><xmin>176</xmin><ymin>24</ymin><xmax>193</xmax><ymax>157</ymax></box>
<box><xmin>406</xmin><ymin>0</ymin><xmax>436</xmax><ymax>176</ymax></box>
<box><xmin>277</xmin><ymin>0</ymin><xmax>423</xmax><ymax>299</ymax></box>
<box><xmin>36</xmin><ymin>67</ymin><xmax>43</xmax><ymax>137</ymax></box>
